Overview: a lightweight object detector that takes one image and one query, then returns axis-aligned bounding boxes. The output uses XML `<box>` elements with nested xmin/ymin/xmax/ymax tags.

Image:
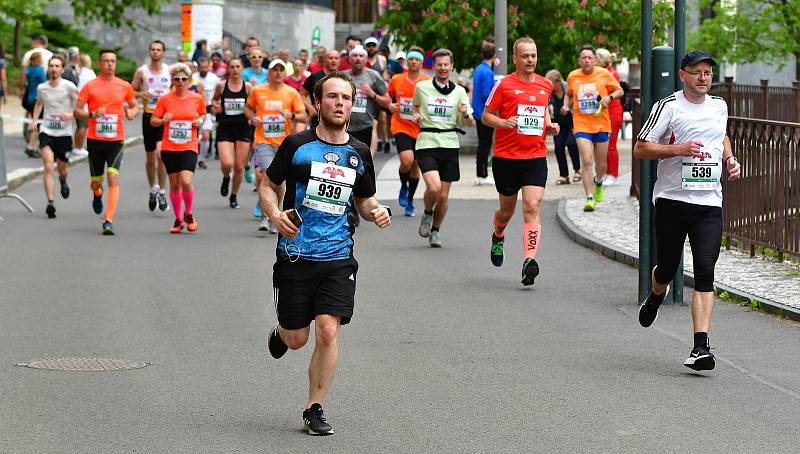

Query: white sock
<box><xmin>151</xmin><ymin>185</ymin><xmax>159</xmax><ymax>194</ymax></box>
<box><xmin>199</xmin><ymin>140</ymin><xmax>209</xmax><ymax>162</ymax></box>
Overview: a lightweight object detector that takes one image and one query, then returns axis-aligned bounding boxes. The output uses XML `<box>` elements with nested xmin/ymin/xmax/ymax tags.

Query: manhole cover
<box><xmin>15</xmin><ymin>357</ymin><xmax>150</xmax><ymax>371</ymax></box>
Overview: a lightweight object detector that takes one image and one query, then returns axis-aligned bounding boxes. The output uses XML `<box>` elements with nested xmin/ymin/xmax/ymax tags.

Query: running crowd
<box><xmin>16</xmin><ymin>33</ymin><xmax>741</xmax><ymax>436</ymax></box>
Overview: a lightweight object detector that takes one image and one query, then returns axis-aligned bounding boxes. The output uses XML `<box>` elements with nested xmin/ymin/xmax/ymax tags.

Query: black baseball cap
<box><xmin>680</xmin><ymin>50</ymin><xmax>717</xmax><ymax>69</ymax></box>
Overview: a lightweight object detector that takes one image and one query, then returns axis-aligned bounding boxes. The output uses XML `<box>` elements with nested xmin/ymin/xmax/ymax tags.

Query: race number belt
<box><xmin>517</xmin><ymin>104</ymin><xmax>545</xmax><ymax>136</ymax></box>
<box><xmin>262</xmin><ymin>114</ymin><xmax>286</xmax><ymax>138</ymax></box>
<box><xmin>95</xmin><ymin>114</ymin><xmax>119</xmax><ymax>138</ymax></box>
<box><xmin>223</xmin><ymin>98</ymin><xmax>245</xmax><ymax>115</ymax></box>
<box><xmin>302</xmin><ymin>161</ymin><xmax>356</xmax><ymax>215</ymax></box>
<box><xmin>168</xmin><ymin>120</ymin><xmax>192</xmax><ymax>144</ymax></box>
<box><xmin>399</xmin><ymin>97</ymin><xmax>414</xmax><ymax>120</ymax></box>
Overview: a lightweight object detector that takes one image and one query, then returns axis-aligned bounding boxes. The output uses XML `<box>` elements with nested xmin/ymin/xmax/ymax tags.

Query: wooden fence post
<box><xmin>760</xmin><ymin>79</ymin><xmax>769</xmax><ymax>119</ymax></box>
<box><xmin>725</xmin><ymin>76</ymin><xmax>734</xmax><ymax>114</ymax></box>
<box><xmin>793</xmin><ymin>80</ymin><xmax>800</xmax><ymax>123</ymax></box>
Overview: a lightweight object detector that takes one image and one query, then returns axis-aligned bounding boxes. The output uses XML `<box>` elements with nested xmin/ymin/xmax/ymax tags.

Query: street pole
<box><xmin>671</xmin><ymin>0</ymin><xmax>687</xmax><ymax>303</ymax></box>
<box><xmin>638</xmin><ymin>0</ymin><xmax>654</xmax><ymax>303</ymax></box>
<box><xmin>494</xmin><ymin>0</ymin><xmax>507</xmax><ymax>75</ymax></box>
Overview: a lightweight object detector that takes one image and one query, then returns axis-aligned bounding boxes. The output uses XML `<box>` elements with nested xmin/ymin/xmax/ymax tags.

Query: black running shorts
<box><xmin>415</xmin><ymin>147</ymin><xmax>460</xmax><ymax>182</ymax></box>
<box><xmin>38</xmin><ymin>133</ymin><xmax>72</xmax><ymax>162</ymax></box>
<box><xmin>87</xmin><ymin>139</ymin><xmax>124</xmax><ymax>179</ymax></box>
<box><xmin>160</xmin><ymin>150</ymin><xmax>198</xmax><ymax>174</ymax></box>
<box><xmin>394</xmin><ymin>132</ymin><xmax>416</xmax><ymax>153</ymax></box>
<box><xmin>492</xmin><ymin>156</ymin><xmax>548</xmax><ymax>196</ymax></box>
<box><xmin>272</xmin><ymin>257</ymin><xmax>358</xmax><ymax>330</ymax></box>
<box><xmin>216</xmin><ymin>121</ymin><xmax>252</xmax><ymax>143</ymax></box>
<box><xmin>142</xmin><ymin>113</ymin><xmax>164</xmax><ymax>152</ymax></box>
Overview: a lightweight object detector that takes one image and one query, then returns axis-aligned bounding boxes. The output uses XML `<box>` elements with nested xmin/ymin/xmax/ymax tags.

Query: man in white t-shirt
<box><xmin>193</xmin><ymin>57</ymin><xmax>219</xmax><ymax>169</ymax></box>
<box><xmin>634</xmin><ymin>51</ymin><xmax>741</xmax><ymax>372</ymax></box>
<box><xmin>19</xmin><ymin>35</ymin><xmax>53</xmax><ymax>88</ymax></box>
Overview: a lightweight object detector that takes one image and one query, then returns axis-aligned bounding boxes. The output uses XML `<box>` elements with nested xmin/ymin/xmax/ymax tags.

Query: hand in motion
<box><xmin>726</xmin><ymin>157</ymin><xmax>741</xmax><ymax>181</ymax></box>
<box><xmin>369</xmin><ymin>206</ymin><xmax>391</xmax><ymax>228</ymax></box>
<box><xmin>272</xmin><ymin>210</ymin><xmax>301</xmax><ymax>238</ymax></box>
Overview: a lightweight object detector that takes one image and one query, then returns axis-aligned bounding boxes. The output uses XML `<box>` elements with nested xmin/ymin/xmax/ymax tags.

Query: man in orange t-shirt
<box><xmin>74</xmin><ymin>49</ymin><xmax>138</xmax><ymax>235</ymax></box>
<box><xmin>245</xmin><ymin>59</ymin><xmax>307</xmax><ymax>231</ymax></box>
<box><xmin>151</xmin><ymin>62</ymin><xmax>206</xmax><ymax>233</ymax></box>
<box><xmin>562</xmin><ymin>44</ymin><xmax>623</xmax><ymax>212</ymax></box>
<box><xmin>387</xmin><ymin>47</ymin><xmax>430</xmax><ymax>216</ymax></box>
<box><xmin>482</xmin><ymin>37</ymin><xmax>559</xmax><ymax>286</ymax></box>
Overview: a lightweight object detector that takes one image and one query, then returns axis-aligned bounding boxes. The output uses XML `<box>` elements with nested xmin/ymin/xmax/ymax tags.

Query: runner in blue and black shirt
<box><xmin>259</xmin><ymin>71</ymin><xmax>391</xmax><ymax>436</ymax></box>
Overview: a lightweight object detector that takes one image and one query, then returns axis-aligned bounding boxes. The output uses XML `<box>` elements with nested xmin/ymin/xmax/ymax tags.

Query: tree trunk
<box><xmin>14</xmin><ymin>18</ymin><xmax>23</xmax><ymax>65</ymax></box>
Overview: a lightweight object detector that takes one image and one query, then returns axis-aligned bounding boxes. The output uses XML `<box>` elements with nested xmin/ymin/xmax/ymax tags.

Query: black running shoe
<box><xmin>220</xmin><ymin>175</ymin><xmax>230</xmax><ymax>197</ymax></box>
<box><xmin>490</xmin><ymin>233</ymin><xmax>504</xmax><ymax>267</ymax></box>
<box><xmin>684</xmin><ymin>341</ymin><xmax>715</xmax><ymax>371</ymax></box>
<box><xmin>45</xmin><ymin>203</ymin><xmax>56</xmax><ymax>219</ymax></box>
<box><xmin>638</xmin><ymin>285</ymin><xmax>669</xmax><ymax>328</ymax></box>
<box><xmin>60</xmin><ymin>179</ymin><xmax>70</xmax><ymax>199</ymax></box>
<box><xmin>383</xmin><ymin>141</ymin><xmax>390</xmax><ymax>153</ymax></box>
<box><xmin>197</xmin><ymin>160</ymin><xmax>207</xmax><ymax>169</ymax></box>
<box><xmin>303</xmin><ymin>403</ymin><xmax>334</xmax><ymax>436</ymax></box>
<box><xmin>102</xmin><ymin>220</ymin><xmax>114</xmax><ymax>236</ymax></box>
<box><xmin>268</xmin><ymin>326</ymin><xmax>288</xmax><ymax>359</ymax></box>
<box><xmin>157</xmin><ymin>192</ymin><xmax>169</xmax><ymax>211</ymax></box>
<box><xmin>521</xmin><ymin>258</ymin><xmax>539</xmax><ymax>286</ymax></box>
<box><xmin>148</xmin><ymin>192</ymin><xmax>157</xmax><ymax>211</ymax></box>
<box><xmin>92</xmin><ymin>191</ymin><xmax>104</xmax><ymax>214</ymax></box>
<box><xmin>229</xmin><ymin>193</ymin><xmax>240</xmax><ymax>209</ymax></box>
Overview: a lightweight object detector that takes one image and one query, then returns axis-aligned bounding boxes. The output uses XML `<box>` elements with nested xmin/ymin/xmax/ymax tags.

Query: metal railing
<box><xmin>723</xmin><ymin>117</ymin><xmax>800</xmax><ymax>259</ymax></box>
<box><xmin>630</xmin><ymin>90</ymin><xmax>800</xmax><ymax>260</ymax></box>
<box><xmin>710</xmin><ymin>77</ymin><xmax>800</xmax><ymax>123</ymax></box>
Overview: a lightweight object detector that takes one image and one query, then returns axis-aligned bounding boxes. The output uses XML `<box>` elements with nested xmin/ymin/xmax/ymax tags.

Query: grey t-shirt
<box><xmin>346</xmin><ymin>68</ymin><xmax>387</xmax><ymax>132</ymax></box>
<box><xmin>36</xmin><ymin>79</ymin><xmax>79</xmax><ymax>136</ymax></box>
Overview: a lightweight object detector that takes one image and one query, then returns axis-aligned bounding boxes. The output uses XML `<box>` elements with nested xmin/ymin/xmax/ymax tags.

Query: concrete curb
<box><xmin>556</xmin><ymin>200</ymin><xmax>800</xmax><ymax>322</ymax></box>
<box><xmin>7</xmin><ymin>136</ymin><xmax>144</xmax><ymax>191</ymax></box>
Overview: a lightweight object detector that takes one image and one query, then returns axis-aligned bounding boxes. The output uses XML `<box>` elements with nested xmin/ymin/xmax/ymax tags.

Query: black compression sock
<box><xmin>399</xmin><ymin>170</ymin><xmax>410</xmax><ymax>187</ymax></box>
<box><xmin>408</xmin><ymin>177</ymin><xmax>419</xmax><ymax>201</ymax></box>
<box><xmin>424</xmin><ymin>209</ymin><xmax>433</xmax><ymax>215</ymax></box>
<box><xmin>694</xmin><ymin>332</ymin><xmax>708</xmax><ymax>348</ymax></box>
<box><xmin>431</xmin><ymin>227</ymin><xmax>439</xmax><ymax>233</ymax></box>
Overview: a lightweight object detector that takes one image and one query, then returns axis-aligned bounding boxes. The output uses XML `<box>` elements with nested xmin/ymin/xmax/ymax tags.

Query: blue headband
<box><xmin>406</xmin><ymin>51</ymin><xmax>424</xmax><ymax>61</ymax></box>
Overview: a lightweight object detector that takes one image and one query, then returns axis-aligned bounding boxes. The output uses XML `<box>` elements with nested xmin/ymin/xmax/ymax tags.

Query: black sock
<box><xmin>431</xmin><ymin>227</ymin><xmax>439</xmax><ymax>233</ymax></box>
<box><xmin>399</xmin><ymin>170</ymin><xmax>410</xmax><ymax>188</ymax></box>
<box><xmin>694</xmin><ymin>332</ymin><xmax>708</xmax><ymax>348</ymax></box>
<box><xmin>408</xmin><ymin>177</ymin><xmax>419</xmax><ymax>203</ymax></box>
<box><xmin>424</xmin><ymin>209</ymin><xmax>433</xmax><ymax>215</ymax></box>
<box><xmin>48</xmin><ymin>200</ymin><xmax>54</xmax><ymax>205</ymax></box>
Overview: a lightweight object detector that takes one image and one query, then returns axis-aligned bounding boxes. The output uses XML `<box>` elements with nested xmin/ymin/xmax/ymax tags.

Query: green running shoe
<box><xmin>490</xmin><ymin>233</ymin><xmax>504</xmax><ymax>267</ymax></box>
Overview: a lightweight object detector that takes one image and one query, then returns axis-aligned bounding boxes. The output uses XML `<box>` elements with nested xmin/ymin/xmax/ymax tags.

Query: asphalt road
<box><xmin>1</xmin><ymin>145</ymin><xmax>799</xmax><ymax>453</ymax></box>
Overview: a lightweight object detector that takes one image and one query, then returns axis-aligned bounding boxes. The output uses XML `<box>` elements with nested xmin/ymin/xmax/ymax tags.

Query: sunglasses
<box><xmin>173</xmin><ymin>77</ymin><xmax>189</xmax><ymax>81</ymax></box>
<box><xmin>249</xmin><ymin>55</ymin><xmax>264</xmax><ymax>59</ymax></box>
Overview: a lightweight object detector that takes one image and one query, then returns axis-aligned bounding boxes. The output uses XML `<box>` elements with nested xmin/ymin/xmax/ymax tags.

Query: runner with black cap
<box><xmin>635</xmin><ymin>50</ymin><xmax>741</xmax><ymax>371</ymax></box>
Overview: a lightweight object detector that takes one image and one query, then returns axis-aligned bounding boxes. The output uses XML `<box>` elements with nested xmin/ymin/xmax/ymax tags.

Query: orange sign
<box><xmin>181</xmin><ymin>4</ymin><xmax>192</xmax><ymax>43</ymax></box>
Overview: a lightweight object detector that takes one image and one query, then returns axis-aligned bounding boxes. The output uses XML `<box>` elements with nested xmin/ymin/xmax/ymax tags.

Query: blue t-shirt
<box><xmin>266</xmin><ymin>129</ymin><xmax>376</xmax><ymax>262</ymax></box>
<box><xmin>471</xmin><ymin>62</ymin><xmax>495</xmax><ymax>119</ymax></box>
<box><xmin>25</xmin><ymin>66</ymin><xmax>47</xmax><ymax>105</ymax></box>
<box><xmin>242</xmin><ymin>67</ymin><xmax>268</xmax><ymax>86</ymax></box>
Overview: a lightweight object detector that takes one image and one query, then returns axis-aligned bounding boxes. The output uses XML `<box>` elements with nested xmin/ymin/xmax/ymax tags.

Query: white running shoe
<box><xmin>476</xmin><ymin>176</ymin><xmax>495</xmax><ymax>186</ymax></box>
<box><xmin>71</xmin><ymin>148</ymin><xmax>89</xmax><ymax>157</ymax></box>
<box><xmin>603</xmin><ymin>175</ymin><xmax>618</xmax><ymax>186</ymax></box>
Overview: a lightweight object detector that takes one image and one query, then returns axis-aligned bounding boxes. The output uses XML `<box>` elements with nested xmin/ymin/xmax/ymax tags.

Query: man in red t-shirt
<box><xmin>482</xmin><ymin>37</ymin><xmax>559</xmax><ymax>286</ymax></box>
<box><xmin>74</xmin><ymin>49</ymin><xmax>138</xmax><ymax>235</ymax></box>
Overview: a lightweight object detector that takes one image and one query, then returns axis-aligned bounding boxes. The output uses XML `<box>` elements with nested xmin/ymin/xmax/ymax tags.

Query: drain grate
<box><xmin>15</xmin><ymin>357</ymin><xmax>150</xmax><ymax>371</ymax></box>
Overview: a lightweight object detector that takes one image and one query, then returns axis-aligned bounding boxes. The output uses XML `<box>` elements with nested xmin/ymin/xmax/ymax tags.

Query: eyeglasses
<box><xmin>684</xmin><ymin>70</ymin><xmax>713</xmax><ymax>78</ymax></box>
<box><xmin>173</xmin><ymin>77</ymin><xmax>189</xmax><ymax>81</ymax></box>
<box><xmin>249</xmin><ymin>55</ymin><xmax>264</xmax><ymax>59</ymax></box>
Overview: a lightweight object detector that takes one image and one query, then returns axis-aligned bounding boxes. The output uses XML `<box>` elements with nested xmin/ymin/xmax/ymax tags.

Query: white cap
<box><xmin>364</xmin><ymin>37</ymin><xmax>379</xmax><ymax>46</ymax></box>
<box><xmin>268</xmin><ymin>59</ymin><xmax>287</xmax><ymax>70</ymax></box>
<box><xmin>349</xmin><ymin>45</ymin><xmax>368</xmax><ymax>57</ymax></box>
<box><xmin>395</xmin><ymin>51</ymin><xmax>406</xmax><ymax>60</ymax></box>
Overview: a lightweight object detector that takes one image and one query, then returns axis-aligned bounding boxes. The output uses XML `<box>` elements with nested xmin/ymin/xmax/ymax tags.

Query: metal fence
<box><xmin>710</xmin><ymin>77</ymin><xmax>800</xmax><ymax>123</ymax></box>
<box><xmin>723</xmin><ymin>117</ymin><xmax>800</xmax><ymax>259</ymax></box>
<box><xmin>629</xmin><ymin>89</ymin><xmax>800</xmax><ymax>259</ymax></box>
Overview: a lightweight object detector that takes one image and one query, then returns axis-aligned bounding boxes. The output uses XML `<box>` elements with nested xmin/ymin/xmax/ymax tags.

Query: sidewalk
<box><xmin>557</xmin><ymin>171</ymin><xmax>800</xmax><ymax>320</ymax></box>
